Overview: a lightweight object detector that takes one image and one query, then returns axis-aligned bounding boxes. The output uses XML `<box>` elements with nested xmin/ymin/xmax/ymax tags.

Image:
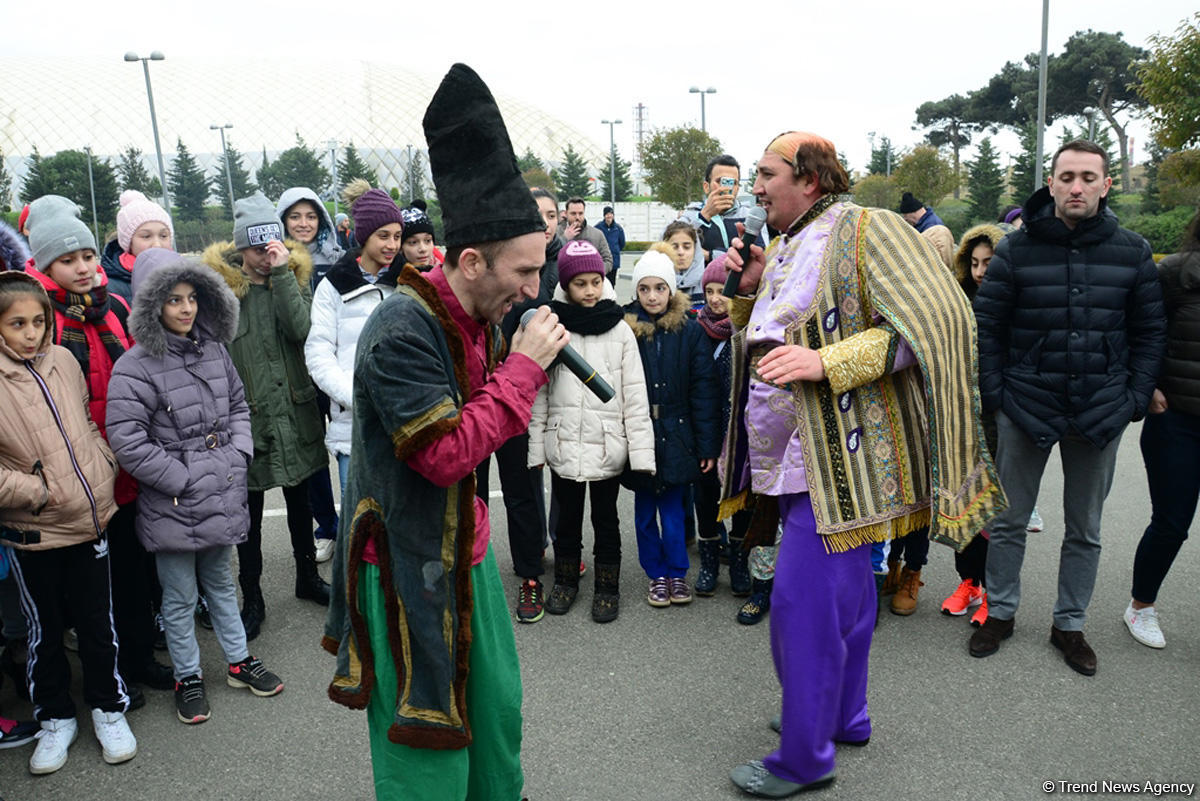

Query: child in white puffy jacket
<box><xmin>527</xmin><ymin>240</ymin><xmax>654</xmax><ymax>623</ymax></box>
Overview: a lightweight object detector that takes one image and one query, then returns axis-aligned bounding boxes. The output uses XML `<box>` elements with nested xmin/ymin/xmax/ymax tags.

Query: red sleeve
<box><xmin>406</xmin><ymin>353</ymin><xmax>547</xmax><ymax>488</ymax></box>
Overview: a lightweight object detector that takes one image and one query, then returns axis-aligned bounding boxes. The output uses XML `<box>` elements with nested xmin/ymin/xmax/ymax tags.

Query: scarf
<box><xmin>697</xmin><ymin>306</ymin><xmax>733</xmax><ymax>341</ymax></box>
<box><xmin>551</xmin><ymin>299</ymin><xmax>624</xmax><ymax>336</ymax></box>
<box><xmin>37</xmin><ymin>270</ymin><xmax>127</xmax><ymax>376</ymax></box>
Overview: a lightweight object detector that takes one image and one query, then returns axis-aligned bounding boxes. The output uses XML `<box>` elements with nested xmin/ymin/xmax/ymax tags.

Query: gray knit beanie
<box><xmin>233</xmin><ymin>191</ymin><xmax>284</xmax><ymax>250</ymax></box>
<box><xmin>28</xmin><ymin>202</ymin><xmax>97</xmax><ymax>270</ymax></box>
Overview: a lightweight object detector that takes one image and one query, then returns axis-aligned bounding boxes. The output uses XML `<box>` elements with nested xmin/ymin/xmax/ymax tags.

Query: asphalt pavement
<box><xmin>2</xmin><ymin>427</ymin><xmax>1197</xmax><ymax>801</ymax></box>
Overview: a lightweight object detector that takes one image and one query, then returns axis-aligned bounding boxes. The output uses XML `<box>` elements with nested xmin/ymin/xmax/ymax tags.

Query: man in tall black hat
<box><xmin>323</xmin><ymin>63</ymin><xmax>568</xmax><ymax>800</ymax></box>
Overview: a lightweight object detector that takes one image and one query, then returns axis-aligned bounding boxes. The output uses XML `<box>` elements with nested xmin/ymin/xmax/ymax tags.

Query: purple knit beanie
<box><xmin>557</xmin><ymin>240</ymin><xmax>605</xmax><ymax>289</ymax></box>
<box><xmin>352</xmin><ymin>189</ymin><xmax>404</xmax><ymax>244</ymax></box>
<box><xmin>701</xmin><ymin>251</ymin><xmax>730</xmax><ymax>289</ymax></box>
<box><xmin>1003</xmin><ymin>207</ymin><xmax>1023</xmax><ymax>225</ymax></box>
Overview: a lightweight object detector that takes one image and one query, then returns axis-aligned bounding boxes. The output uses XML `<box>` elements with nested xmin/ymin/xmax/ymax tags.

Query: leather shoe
<box><xmin>1050</xmin><ymin>626</ymin><xmax>1096</xmax><ymax>676</ymax></box>
<box><xmin>129</xmin><ymin>659</ymin><xmax>175</xmax><ymax>691</ymax></box>
<box><xmin>968</xmin><ymin>615</ymin><xmax>1014</xmax><ymax>658</ymax></box>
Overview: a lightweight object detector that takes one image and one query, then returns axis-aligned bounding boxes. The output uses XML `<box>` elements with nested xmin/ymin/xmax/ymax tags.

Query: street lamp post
<box><xmin>1082</xmin><ymin>106</ymin><xmax>1097</xmax><ymax>140</ymax></box>
<box><xmin>601</xmin><ymin>119</ymin><xmax>623</xmax><ymax>206</ymax></box>
<box><xmin>1033</xmin><ymin>0</ymin><xmax>1050</xmax><ymax>191</ymax></box>
<box><xmin>406</xmin><ymin>145</ymin><xmax>414</xmax><ymax>203</ymax></box>
<box><xmin>83</xmin><ymin>146</ymin><xmax>99</xmax><ymax>245</ymax></box>
<box><xmin>327</xmin><ymin>140</ymin><xmax>339</xmax><ymax>216</ymax></box>
<box><xmin>124</xmin><ymin>51</ymin><xmax>170</xmax><ymax>211</ymax></box>
<box><xmin>688</xmin><ymin>87</ymin><xmax>717</xmax><ymax>132</ymax></box>
<box><xmin>210</xmin><ymin>124</ymin><xmax>235</xmax><ymax>213</ymax></box>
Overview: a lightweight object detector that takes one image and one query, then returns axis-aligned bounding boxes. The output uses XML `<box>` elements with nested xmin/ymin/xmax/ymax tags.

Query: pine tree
<box><xmin>1010</xmin><ymin>122</ymin><xmax>1046</xmax><ymax>203</ymax></box>
<box><xmin>210</xmin><ymin>140</ymin><xmax>257</xmax><ymax>219</ymax></box>
<box><xmin>868</xmin><ymin>137</ymin><xmax>896</xmax><ymax>176</ymax></box>
<box><xmin>116</xmin><ymin>147</ymin><xmax>162</xmax><ymax>199</ymax></box>
<box><xmin>552</xmin><ymin>144</ymin><xmax>591</xmax><ymax>200</ymax></box>
<box><xmin>168</xmin><ymin>139</ymin><xmax>210</xmax><ymax>222</ymax></box>
<box><xmin>966</xmin><ymin>138</ymin><xmax>1005</xmax><ymax>224</ymax></box>
<box><xmin>18</xmin><ymin>149</ymin><xmax>119</xmax><ymax>227</ymax></box>
<box><xmin>262</xmin><ymin>134</ymin><xmax>330</xmax><ymax>199</ymax></box>
<box><xmin>257</xmin><ymin>146</ymin><xmax>280</xmax><ymax>199</ymax></box>
<box><xmin>401</xmin><ymin>151</ymin><xmax>428</xmax><ymax>203</ymax></box>
<box><xmin>598</xmin><ymin>150</ymin><xmax>634</xmax><ymax>202</ymax></box>
<box><xmin>337</xmin><ymin>142</ymin><xmax>378</xmax><ymax>191</ymax></box>
<box><xmin>19</xmin><ymin>147</ymin><xmax>50</xmax><ymax>203</ymax></box>
<box><xmin>517</xmin><ymin>148</ymin><xmax>543</xmax><ymax>173</ymax></box>
<box><xmin>0</xmin><ymin>147</ymin><xmax>13</xmax><ymax>213</ymax></box>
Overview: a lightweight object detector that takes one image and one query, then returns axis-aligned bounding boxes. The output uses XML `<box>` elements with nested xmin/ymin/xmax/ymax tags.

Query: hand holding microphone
<box><xmin>722</xmin><ymin>206</ymin><xmax>769</xmax><ymax>298</ymax></box>
<box><xmin>519</xmin><ymin>308</ymin><xmax>616</xmax><ymax>404</ymax></box>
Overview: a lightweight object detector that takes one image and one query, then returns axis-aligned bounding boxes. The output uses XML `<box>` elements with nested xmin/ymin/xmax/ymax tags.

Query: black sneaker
<box><xmin>516</xmin><ymin>580</ymin><xmax>545</xmax><ymax>624</ymax></box>
<box><xmin>175</xmin><ymin>675</ymin><xmax>210</xmax><ymax>724</ymax></box>
<box><xmin>153</xmin><ymin>613</ymin><xmax>167</xmax><ymax>651</ymax></box>
<box><xmin>226</xmin><ymin>656</ymin><xmax>283</xmax><ymax>697</ymax></box>
<box><xmin>195</xmin><ymin>595</ymin><xmax>213</xmax><ymax>630</ymax></box>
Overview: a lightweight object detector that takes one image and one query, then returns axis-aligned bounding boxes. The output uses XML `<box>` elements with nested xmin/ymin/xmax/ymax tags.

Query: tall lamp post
<box><xmin>600</xmin><ymin>119</ymin><xmax>623</xmax><ymax>206</ymax></box>
<box><xmin>210</xmin><ymin>124</ymin><xmax>235</xmax><ymax>213</ymax></box>
<box><xmin>1033</xmin><ymin>0</ymin><xmax>1050</xmax><ymax>191</ymax></box>
<box><xmin>124</xmin><ymin>51</ymin><xmax>170</xmax><ymax>211</ymax></box>
<box><xmin>83</xmin><ymin>146</ymin><xmax>99</xmax><ymax>246</ymax></box>
<box><xmin>327</xmin><ymin>140</ymin><xmax>340</xmax><ymax>216</ymax></box>
<box><xmin>688</xmin><ymin>87</ymin><xmax>717</xmax><ymax>132</ymax></box>
<box><xmin>406</xmin><ymin>144</ymin><xmax>415</xmax><ymax>203</ymax></box>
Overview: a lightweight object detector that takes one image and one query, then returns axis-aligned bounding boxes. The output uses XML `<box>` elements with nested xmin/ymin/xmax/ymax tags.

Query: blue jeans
<box><xmin>337</xmin><ymin>452</ymin><xmax>350</xmax><ymax>498</ymax></box>
<box><xmin>1132</xmin><ymin>408</ymin><xmax>1200</xmax><ymax>604</ymax></box>
<box><xmin>634</xmin><ymin>486</ymin><xmax>689</xmax><ymax>579</ymax></box>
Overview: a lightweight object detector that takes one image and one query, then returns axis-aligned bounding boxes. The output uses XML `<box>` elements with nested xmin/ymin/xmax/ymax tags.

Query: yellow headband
<box><xmin>766</xmin><ymin>131</ymin><xmax>836</xmax><ymax>167</ymax></box>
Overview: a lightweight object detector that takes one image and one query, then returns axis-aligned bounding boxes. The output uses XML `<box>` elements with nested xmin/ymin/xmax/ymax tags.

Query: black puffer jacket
<box><xmin>974</xmin><ymin>187</ymin><xmax>1166</xmax><ymax>449</ymax></box>
<box><xmin>1157</xmin><ymin>249</ymin><xmax>1200</xmax><ymax>417</ymax></box>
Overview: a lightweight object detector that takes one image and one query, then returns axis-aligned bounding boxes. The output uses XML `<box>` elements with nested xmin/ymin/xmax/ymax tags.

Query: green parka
<box><xmin>202</xmin><ymin>240</ymin><xmax>327</xmax><ymax>490</ymax></box>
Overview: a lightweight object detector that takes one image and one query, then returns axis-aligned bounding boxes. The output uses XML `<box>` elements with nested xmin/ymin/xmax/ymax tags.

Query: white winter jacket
<box><xmin>527</xmin><ymin>282</ymin><xmax>655</xmax><ymax>481</ymax></box>
<box><xmin>304</xmin><ymin>264</ymin><xmax>394</xmax><ymax>456</ymax></box>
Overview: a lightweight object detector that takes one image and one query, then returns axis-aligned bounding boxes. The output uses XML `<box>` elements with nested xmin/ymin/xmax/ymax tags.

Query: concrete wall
<box><xmin>571</xmin><ymin>201</ymin><xmax>683</xmax><ymax>242</ymax></box>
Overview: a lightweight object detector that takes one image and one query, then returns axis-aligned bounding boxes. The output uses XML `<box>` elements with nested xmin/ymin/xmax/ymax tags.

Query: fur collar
<box><xmin>952</xmin><ymin>223</ymin><xmax>1007</xmax><ymax>284</ymax></box>
<box><xmin>201</xmin><ymin>240</ymin><xmax>313</xmax><ymax>299</ymax></box>
<box><xmin>0</xmin><ymin>221</ymin><xmax>31</xmax><ymax>273</ymax></box>
<box><xmin>128</xmin><ymin>261</ymin><xmax>240</xmax><ymax>357</ymax></box>
<box><xmin>624</xmin><ymin>290</ymin><xmax>691</xmax><ymax>339</ymax></box>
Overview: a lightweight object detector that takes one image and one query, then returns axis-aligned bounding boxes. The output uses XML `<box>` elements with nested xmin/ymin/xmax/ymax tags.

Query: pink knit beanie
<box><xmin>117</xmin><ymin>190</ymin><xmax>174</xmax><ymax>252</ymax></box>
<box><xmin>701</xmin><ymin>251</ymin><xmax>730</xmax><ymax>289</ymax></box>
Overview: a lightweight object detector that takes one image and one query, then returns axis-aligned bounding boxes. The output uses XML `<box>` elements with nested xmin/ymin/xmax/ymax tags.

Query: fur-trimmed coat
<box><xmin>202</xmin><ymin>241</ymin><xmax>327</xmax><ymax>490</ymax></box>
<box><xmin>953</xmin><ymin>223</ymin><xmax>1008</xmax><ymax>300</ymax></box>
<box><xmin>623</xmin><ymin>290</ymin><xmax>720</xmax><ymax>490</ymax></box>
<box><xmin>0</xmin><ymin>220</ymin><xmax>30</xmax><ymax>272</ymax></box>
<box><xmin>106</xmin><ymin>258</ymin><xmax>253</xmax><ymax>552</ymax></box>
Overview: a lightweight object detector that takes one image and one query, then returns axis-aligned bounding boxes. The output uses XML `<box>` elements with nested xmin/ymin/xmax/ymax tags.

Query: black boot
<box><xmin>727</xmin><ymin>537</ymin><xmax>751</xmax><ymax>597</ymax></box>
<box><xmin>544</xmin><ymin>556</ymin><xmax>580</xmax><ymax>615</ymax></box>
<box><xmin>239</xmin><ymin>575</ymin><xmax>266</xmax><ymax>642</ymax></box>
<box><xmin>295</xmin><ymin>554</ymin><xmax>331</xmax><ymax>606</ymax></box>
<box><xmin>736</xmin><ymin>577</ymin><xmax>773</xmax><ymax>625</ymax></box>
<box><xmin>695</xmin><ymin>540</ymin><xmax>721</xmax><ymax>596</ymax></box>
<box><xmin>591</xmin><ymin>562</ymin><xmax>621</xmax><ymax>623</ymax></box>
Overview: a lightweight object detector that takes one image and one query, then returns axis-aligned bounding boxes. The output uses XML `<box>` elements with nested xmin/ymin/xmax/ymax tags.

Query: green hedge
<box><xmin>1125</xmin><ymin>206</ymin><xmax>1195</xmax><ymax>254</ymax></box>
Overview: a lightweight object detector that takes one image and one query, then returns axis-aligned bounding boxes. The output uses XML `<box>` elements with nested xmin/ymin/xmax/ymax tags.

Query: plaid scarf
<box><xmin>35</xmin><ymin>270</ymin><xmax>128</xmax><ymax>377</ymax></box>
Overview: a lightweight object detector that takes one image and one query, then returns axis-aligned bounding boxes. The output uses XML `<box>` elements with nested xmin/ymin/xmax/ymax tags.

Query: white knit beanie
<box><xmin>117</xmin><ymin>190</ymin><xmax>174</xmax><ymax>252</ymax></box>
<box><xmin>631</xmin><ymin>250</ymin><xmax>677</xmax><ymax>291</ymax></box>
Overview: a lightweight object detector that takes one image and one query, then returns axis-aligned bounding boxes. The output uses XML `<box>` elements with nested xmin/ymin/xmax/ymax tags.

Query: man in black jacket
<box><xmin>970</xmin><ymin>140</ymin><xmax>1166</xmax><ymax>675</ymax></box>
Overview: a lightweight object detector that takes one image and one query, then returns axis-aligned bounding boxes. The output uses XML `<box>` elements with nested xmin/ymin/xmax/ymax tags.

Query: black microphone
<box><xmin>520</xmin><ymin>308</ymin><xmax>616</xmax><ymax>404</ymax></box>
<box><xmin>722</xmin><ymin>206</ymin><xmax>769</xmax><ymax>299</ymax></box>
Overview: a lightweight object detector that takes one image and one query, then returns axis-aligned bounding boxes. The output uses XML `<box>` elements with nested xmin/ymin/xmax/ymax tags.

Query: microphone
<box><xmin>520</xmin><ymin>308</ymin><xmax>616</xmax><ymax>404</ymax></box>
<box><xmin>722</xmin><ymin>206</ymin><xmax>769</xmax><ymax>299</ymax></box>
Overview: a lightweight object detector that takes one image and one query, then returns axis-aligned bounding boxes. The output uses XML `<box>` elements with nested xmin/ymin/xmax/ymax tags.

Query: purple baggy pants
<box><xmin>762</xmin><ymin>493</ymin><xmax>875</xmax><ymax>784</ymax></box>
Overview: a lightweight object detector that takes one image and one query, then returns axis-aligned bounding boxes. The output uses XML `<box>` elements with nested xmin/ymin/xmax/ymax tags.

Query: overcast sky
<box><xmin>7</xmin><ymin>0</ymin><xmax>1196</xmax><ymax>177</ymax></box>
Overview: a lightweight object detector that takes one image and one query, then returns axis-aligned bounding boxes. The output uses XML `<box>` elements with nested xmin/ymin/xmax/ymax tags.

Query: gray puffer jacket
<box><xmin>106</xmin><ymin>255</ymin><xmax>253</xmax><ymax>553</ymax></box>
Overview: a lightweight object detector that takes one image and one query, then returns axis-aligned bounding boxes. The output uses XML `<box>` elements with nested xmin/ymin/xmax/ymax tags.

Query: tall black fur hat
<box><xmin>422</xmin><ymin>63</ymin><xmax>545</xmax><ymax>248</ymax></box>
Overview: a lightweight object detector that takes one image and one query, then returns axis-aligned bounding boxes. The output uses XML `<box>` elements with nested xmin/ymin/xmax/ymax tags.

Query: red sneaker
<box><xmin>970</xmin><ymin>592</ymin><xmax>988</xmax><ymax>627</ymax></box>
<box><xmin>941</xmin><ymin>579</ymin><xmax>983</xmax><ymax>616</ymax></box>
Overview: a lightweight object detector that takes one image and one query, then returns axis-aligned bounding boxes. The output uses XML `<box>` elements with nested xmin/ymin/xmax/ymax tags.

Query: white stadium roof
<box><xmin>0</xmin><ymin>57</ymin><xmax>606</xmax><ymax>200</ymax></box>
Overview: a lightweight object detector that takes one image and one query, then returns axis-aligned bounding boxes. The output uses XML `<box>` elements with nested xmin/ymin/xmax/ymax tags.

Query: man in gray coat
<box><xmin>558</xmin><ymin>197</ymin><xmax>613</xmax><ymax>277</ymax></box>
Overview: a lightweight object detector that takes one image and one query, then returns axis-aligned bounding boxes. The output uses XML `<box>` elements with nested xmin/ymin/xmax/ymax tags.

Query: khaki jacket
<box><xmin>0</xmin><ymin>342</ymin><xmax>117</xmax><ymax>551</ymax></box>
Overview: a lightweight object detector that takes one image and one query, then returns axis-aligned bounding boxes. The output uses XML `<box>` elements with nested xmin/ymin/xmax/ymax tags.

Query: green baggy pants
<box><xmin>361</xmin><ymin>546</ymin><xmax>524</xmax><ymax>800</ymax></box>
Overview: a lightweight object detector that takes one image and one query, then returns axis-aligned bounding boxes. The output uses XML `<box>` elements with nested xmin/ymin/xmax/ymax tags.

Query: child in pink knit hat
<box><xmin>102</xmin><ymin>190</ymin><xmax>175</xmax><ymax>301</ymax></box>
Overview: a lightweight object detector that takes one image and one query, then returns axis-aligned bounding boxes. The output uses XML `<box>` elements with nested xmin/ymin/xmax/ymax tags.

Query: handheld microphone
<box><xmin>520</xmin><ymin>308</ymin><xmax>616</xmax><ymax>404</ymax></box>
<box><xmin>722</xmin><ymin>206</ymin><xmax>769</xmax><ymax>299</ymax></box>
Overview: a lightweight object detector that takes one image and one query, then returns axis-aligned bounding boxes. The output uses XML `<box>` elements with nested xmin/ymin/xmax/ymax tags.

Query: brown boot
<box><xmin>890</xmin><ymin>567</ymin><xmax>923</xmax><ymax>616</ymax></box>
<box><xmin>879</xmin><ymin>558</ymin><xmax>902</xmax><ymax>596</ymax></box>
<box><xmin>1050</xmin><ymin>626</ymin><xmax>1097</xmax><ymax>676</ymax></box>
<box><xmin>969</xmin><ymin>615</ymin><xmax>1014</xmax><ymax>657</ymax></box>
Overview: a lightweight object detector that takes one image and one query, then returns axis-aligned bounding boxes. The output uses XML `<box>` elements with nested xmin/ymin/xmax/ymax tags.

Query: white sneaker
<box><xmin>91</xmin><ymin>709</ymin><xmax>137</xmax><ymax>765</ymax></box>
<box><xmin>314</xmin><ymin>537</ymin><xmax>335</xmax><ymax>563</ymax></box>
<box><xmin>1026</xmin><ymin>507</ymin><xmax>1044</xmax><ymax>532</ymax></box>
<box><xmin>1123</xmin><ymin>602</ymin><xmax>1166</xmax><ymax>649</ymax></box>
<box><xmin>1027</xmin><ymin>506</ymin><xmax>1046</xmax><ymax>532</ymax></box>
<box><xmin>29</xmin><ymin>717</ymin><xmax>77</xmax><ymax>775</ymax></box>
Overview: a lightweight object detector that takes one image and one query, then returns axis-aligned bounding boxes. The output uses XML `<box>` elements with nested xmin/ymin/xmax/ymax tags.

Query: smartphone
<box><xmin>719</xmin><ymin>177</ymin><xmax>736</xmax><ymax>189</ymax></box>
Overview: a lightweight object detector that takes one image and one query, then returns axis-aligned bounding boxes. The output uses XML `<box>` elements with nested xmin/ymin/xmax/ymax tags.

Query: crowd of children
<box><xmin>1</xmin><ymin>176</ymin><xmax>1192</xmax><ymax>785</ymax></box>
